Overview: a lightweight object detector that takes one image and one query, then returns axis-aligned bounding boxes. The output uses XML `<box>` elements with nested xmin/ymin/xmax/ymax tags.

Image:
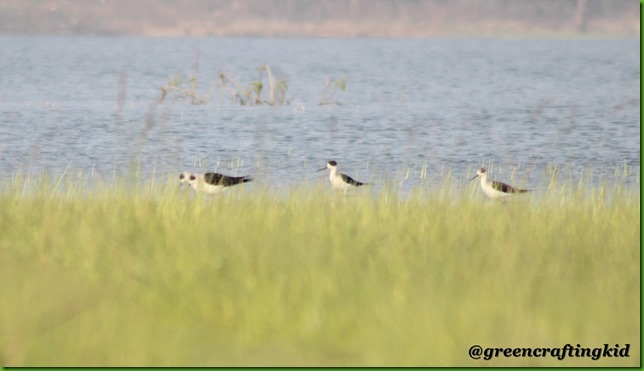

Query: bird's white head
<box><xmin>179</xmin><ymin>171</ymin><xmax>192</xmax><ymax>185</ymax></box>
<box><xmin>316</xmin><ymin>160</ymin><xmax>338</xmax><ymax>173</ymax></box>
<box><xmin>469</xmin><ymin>167</ymin><xmax>487</xmax><ymax>181</ymax></box>
<box><xmin>187</xmin><ymin>174</ymin><xmax>199</xmax><ymax>187</ymax></box>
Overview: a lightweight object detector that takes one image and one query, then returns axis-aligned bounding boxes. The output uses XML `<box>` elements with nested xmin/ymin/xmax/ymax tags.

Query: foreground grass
<box><xmin>0</xmin><ymin>176</ymin><xmax>639</xmax><ymax>366</ymax></box>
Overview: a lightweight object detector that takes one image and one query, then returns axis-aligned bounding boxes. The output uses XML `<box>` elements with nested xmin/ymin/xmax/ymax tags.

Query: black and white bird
<box><xmin>469</xmin><ymin>167</ymin><xmax>530</xmax><ymax>201</ymax></box>
<box><xmin>316</xmin><ymin>160</ymin><xmax>370</xmax><ymax>194</ymax></box>
<box><xmin>179</xmin><ymin>171</ymin><xmax>252</xmax><ymax>195</ymax></box>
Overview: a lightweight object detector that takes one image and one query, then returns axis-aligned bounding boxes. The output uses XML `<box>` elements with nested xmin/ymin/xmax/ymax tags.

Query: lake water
<box><xmin>0</xmin><ymin>37</ymin><xmax>639</xmax><ymax>192</ymax></box>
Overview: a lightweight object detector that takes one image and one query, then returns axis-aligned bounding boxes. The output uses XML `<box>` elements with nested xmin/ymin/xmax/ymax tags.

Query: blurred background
<box><xmin>0</xmin><ymin>0</ymin><xmax>639</xmax><ymax>38</ymax></box>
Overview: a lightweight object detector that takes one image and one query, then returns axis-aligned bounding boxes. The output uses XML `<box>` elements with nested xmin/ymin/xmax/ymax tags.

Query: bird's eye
<box><xmin>179</xmin><ymin>174</ymin><xmax>184</xmax><ymax>179</ymax></box>
<box><xmin>189</xmin><ymin>176</ymin><xmax>196</xmax><ymax>181</ymax></box>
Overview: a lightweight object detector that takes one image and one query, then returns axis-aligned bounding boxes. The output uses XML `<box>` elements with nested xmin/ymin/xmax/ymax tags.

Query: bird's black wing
<box><xmin>341</xmin><ymin>173</ymin><xmax>367</xmax><ymax>187</ymax></box>
<box><xmin>491</xmin><ymin>181</ymin><xmax>530</xmax><ymax>194</ymax></box>
<box><xmin>204</xmin><ymin>172</ymin><xmax>252</xmax><ymax>186</ymax></box>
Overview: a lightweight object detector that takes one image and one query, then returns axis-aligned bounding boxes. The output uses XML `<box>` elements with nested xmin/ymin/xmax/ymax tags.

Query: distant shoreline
<box><xmin>1</xmin><ymin>27</ymin><xmax>638</xmax><ymax>39</ymax></box>
<box><xmin>0</xmin><ymin>0</ymin><xmax>638</xmax><ymax>39</ymax></box>
<box><xmin>1</xmin><ymin>34</ymin><xmax>638</xmax><ymax>40</ymax></box>
<box><xmin>1</xmin><ymin>21</ymin><xmax>638</xmax><ymax>39</ymax></box>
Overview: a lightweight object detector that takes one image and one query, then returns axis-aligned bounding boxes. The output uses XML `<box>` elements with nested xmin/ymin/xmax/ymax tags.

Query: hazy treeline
<box><xmin>0</xmin><ymin>0</ymin><xmax>638</xmax><ymax>37</ymax></box>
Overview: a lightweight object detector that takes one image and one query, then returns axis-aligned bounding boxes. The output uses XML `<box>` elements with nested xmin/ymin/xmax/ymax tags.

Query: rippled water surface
<box><xmin>0</xmin><ymin>37</ymin><xmax>639</xmax><ymax>190</ymax></box>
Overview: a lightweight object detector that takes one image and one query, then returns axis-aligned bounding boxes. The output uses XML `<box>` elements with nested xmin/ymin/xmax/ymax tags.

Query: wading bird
<box><xmin>316</xmin><ymin>160</ymin><xmax>371</xmax><ymax>194</ymax></box>
<box><xmin>179</xmin><ymin>171</ymin><xmax>252</xmax><ymax>195</ymax></box>
<box><xmin>470</xmin><ymin>167</ymin><xmax>530</xmax><ymax>201</ymax></box>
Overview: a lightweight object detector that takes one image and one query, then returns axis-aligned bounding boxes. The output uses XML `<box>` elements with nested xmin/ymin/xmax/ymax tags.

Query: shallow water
<box><xmin>0</xmin><ymin>37</ymin><xmax>639</xmax><ymax>191</ymax></box>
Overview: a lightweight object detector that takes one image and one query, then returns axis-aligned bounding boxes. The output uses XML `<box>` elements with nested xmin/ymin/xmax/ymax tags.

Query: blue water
<box><xmin>0</xmin><ymin>37</ymin><xmax>639</xmax><ymax>190</ymax></box>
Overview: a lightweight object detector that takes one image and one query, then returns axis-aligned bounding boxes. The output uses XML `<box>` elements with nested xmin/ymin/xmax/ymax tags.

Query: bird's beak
<box><xmin>469</xmin><ymin>174</ymin><xmax>479</xmax><ymax>181</ymax></box>
<box><xmin>316</xmin><ymin>167</ymin><xmax>327</xmax><ymax>173</ymax></box>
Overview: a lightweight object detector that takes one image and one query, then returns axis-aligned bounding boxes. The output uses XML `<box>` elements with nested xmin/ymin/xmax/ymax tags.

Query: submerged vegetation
<box><xmin>160</xmin><ymin>67</ymin><xmax>347</xmax><ymax>106</ymax></box>
<box><xmin>319</xmin><ymin>78</ymin><xmax>347</xmax><ymax>106</ymax></box>
<box><xmin>0</xmin><ymin>171</ymin><xmax>639</xmax><ymax>366</ymax></box>
<box><xmin>158</xmin><ymin>49</ymin><xmax>345</xmax><ymax>106</ymax></box>
<box><xmin>160</xmin><ymin>64</ymin><xmax>293</xmax><ymax>106</ymax></box>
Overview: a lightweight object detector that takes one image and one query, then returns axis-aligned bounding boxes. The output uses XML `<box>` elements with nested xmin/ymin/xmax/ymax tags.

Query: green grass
<box><xmin>0</xmin><ymin>173</ymin><xmax>639</xmax><ymax>366</ymax></box>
